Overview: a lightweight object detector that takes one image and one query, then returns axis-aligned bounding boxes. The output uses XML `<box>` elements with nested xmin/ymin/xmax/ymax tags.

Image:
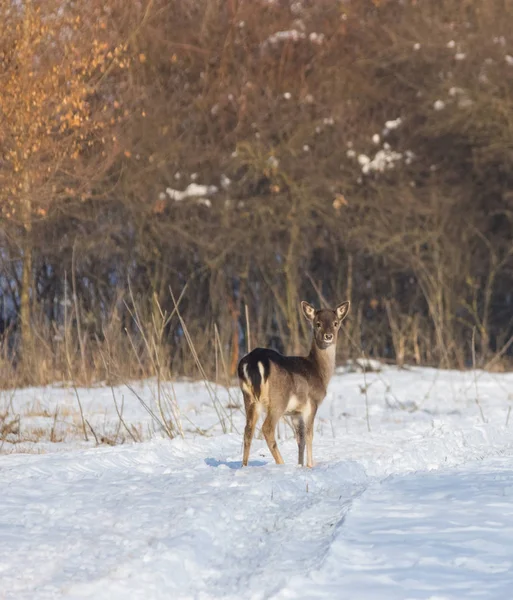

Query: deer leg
<box><xmin>305</xmin><ymin>404</ymin><xmax>318</xmax><ymax>468</ymax></box>
<box><xmin>292</xmin><ymin>414</ymin><xmax>305</xmax><ymax>466</ymax></box>
<box><xmin>262</xmin><ymin>411</ymin><xmax>284</xmax><ymax>465</ymax></box>
<box><xmin>242</xmin><ymin>394</ymin><xmax>260</xmax><ymax>467</ymax></box>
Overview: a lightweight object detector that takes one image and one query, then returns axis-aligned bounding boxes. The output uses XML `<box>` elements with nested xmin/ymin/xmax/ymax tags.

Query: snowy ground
<box><xmin>1</xmin><ymin>364</ymin><xmax>513</xmax><ymax>599</ymax></box>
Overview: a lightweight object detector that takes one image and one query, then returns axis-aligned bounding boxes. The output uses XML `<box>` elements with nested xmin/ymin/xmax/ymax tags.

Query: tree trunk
<box><xmin>20</xmin><ymin>3</ymin><xmax>34</xmax><ymax>360</ymax></box>
<box><xmin>20</xmin><ymin>172</ymin><xmax>33</xmax><ymax>357</ymax></box>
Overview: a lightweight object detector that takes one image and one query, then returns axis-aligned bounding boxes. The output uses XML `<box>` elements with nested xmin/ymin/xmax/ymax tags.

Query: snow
<box><xmin>2</xmin><ymin>365</ymin><xmax>513</xmax><ymax>598</ymax></box>
<box><xmin>267</xmin><ymin>155</ymin><xmax>279</xmax><ymax>170</ymax></box>
<box><xmin>291</xmin><ymin>2</ymin><xmax>303</xmax><ymax>16</ymax></box>
<box><xmin>277</xmin><ymin>458</ymin><xmax>513</xmax><ymax>599</ymax></box>
<box><xmin>165</xmin><ymin>183</ymin><xmax>218</xmax><ymax>203</ymax></box>
<box><xmin>264</xmin><ymin>30</ymin><xmax>306</xmax><ymax>46</ymax></box>
<box><xmin>262</xmin><ymin>29</ymin><xmax>326</xmax><ymax>50</ymax></box>
<box><xmin>220</xmin><ymin>174</ymin><xmax>231</xmax><ymax>189</ymax></box>
<box><xmin>353</xmin><ymin>143</ymin><xmax>406</xmax><ymax>175</ymax></box>
<box><xmin>309</xmin><ymin>32</ymin><xmax>325</xmax><ymax>45</ymax></box>
<box><xmin>344</xmin><ymin>357</ymin><xmax>384</xmax><ymax>372</ymax></box>
<box><xmin>361</xmin><ymin>148</ymin><xmax>403</xmax><ymax>174</ymax></box>
<box><xmin>384</xmin><ymin>118</ymin><xmax>402</xmax><ymax>131</ymax></box>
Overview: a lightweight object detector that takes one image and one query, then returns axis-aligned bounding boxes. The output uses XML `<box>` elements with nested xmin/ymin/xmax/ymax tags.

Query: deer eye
<box><xmin>334</xmin><ymin>321</ymin><xmax>339</xmax><ymax>327</ymax></box>
<box><xmin>316</xmin><ymin>322</ymin><xmax>322</xmax><ymax>328</ymax></box>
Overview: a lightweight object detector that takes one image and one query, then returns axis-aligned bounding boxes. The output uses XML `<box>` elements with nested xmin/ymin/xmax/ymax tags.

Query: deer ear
<box><xmin>336</xmin><ymin>301</ymin><xmax>350</xmax><ymax>322</ymax></box>
<box><xmin>301</xmin><ymin>301</ymin><xmax>316</xmax><ymax>322</ymax></box>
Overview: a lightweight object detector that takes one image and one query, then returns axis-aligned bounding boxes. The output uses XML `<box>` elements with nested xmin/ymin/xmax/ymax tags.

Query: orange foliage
<box><xmin>0</xmin><ymin>0</ymin><xmax>128</xmax><ymax>221</ymax></box>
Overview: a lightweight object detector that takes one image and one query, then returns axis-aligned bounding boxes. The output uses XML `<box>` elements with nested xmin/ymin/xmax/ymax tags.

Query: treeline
<box><xmin>1</xmin><ymin>0</ymin><xmax>513</xmax><ymax>385</ymax></box>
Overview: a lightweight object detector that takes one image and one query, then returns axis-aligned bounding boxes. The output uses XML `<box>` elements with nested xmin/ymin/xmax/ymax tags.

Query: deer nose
<box><xmin>324</xmin><ymin>333</ymin><xmax>334</xmax><ymax>342</ymax></box>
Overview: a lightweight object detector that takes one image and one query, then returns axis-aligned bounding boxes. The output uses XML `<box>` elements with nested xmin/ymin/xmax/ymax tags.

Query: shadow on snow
<box><xmin>204</xmin><ymin>457</ymin><xmax>267</xmax><ymax>469</ymax></box>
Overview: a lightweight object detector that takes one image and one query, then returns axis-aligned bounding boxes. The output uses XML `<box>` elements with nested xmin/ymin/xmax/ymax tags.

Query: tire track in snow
<box><xmin>0</xmin><ymin>438</ymin><xmax>369</xmax><ymax>600</ymax></box>
<box><xmin>197</xmin><ymin>459</ymin><xmax>369</xmax><ymax>599</ymax></box>
<box><xmin>273</xmin><ymin>455</ymin><xmax>513</xmax><ymax>599</ymax></box>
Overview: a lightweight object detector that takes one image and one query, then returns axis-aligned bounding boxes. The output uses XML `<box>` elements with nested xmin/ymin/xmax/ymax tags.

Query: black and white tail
<box><xmin>237</xmin><ymin>349</ymin><xmax>271</xmax><ymax>401</ymax></box>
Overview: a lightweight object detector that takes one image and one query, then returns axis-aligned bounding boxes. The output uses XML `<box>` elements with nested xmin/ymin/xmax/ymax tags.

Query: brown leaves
<box><xmin>333</xmin><ymin>195</ymin><xmax>348</xmax><ymax>210</ymax></box>
<box><xmin>152</xmin><ymin>199</ymin><xmax>166</xmax><ymax>215</ymax></box>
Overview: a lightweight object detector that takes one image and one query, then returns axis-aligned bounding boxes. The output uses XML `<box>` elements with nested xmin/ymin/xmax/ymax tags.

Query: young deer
<box><xmin>238</xmin><ymin>300</ymin><xmax>350</xmax><ymax>468</ymax></box>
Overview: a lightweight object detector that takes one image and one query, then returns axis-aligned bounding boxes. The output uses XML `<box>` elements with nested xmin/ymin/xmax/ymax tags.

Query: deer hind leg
<box><xmin>262</xmin><ymin>411</ymin><xmax>284</xmax><ymax>465</ymax></box>
<box><xmin>292</xmin><ymin>414</ymin><xmax>306</xmax><ymax>466</ymax></box>
<box><xmin>242</xmin><ymin>393</ymin><xmax>260</xmax><ymax>467</ymax></box>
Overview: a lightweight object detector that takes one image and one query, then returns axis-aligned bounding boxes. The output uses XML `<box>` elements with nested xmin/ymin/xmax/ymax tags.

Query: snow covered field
<box><xmin>1</xmin><ymin>364</ymin><xmax>513</xmax><ymax>599</ymax></box>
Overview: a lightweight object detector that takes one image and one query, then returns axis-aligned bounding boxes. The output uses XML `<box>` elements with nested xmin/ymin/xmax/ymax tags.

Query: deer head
<box><xmin>301</xmin><ymin>301</ymin><xmax>350</xmax><ymax>350</ymax></box>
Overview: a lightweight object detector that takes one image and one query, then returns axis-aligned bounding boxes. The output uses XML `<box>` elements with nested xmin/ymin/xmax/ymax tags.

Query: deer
<box><xmin>237</xmin><ymin>300</ymin><xmax>350</xmax><ymax>468</ymax></box>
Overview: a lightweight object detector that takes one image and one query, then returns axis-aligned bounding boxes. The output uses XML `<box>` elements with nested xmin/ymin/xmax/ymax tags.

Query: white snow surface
<box><xmin>2</xmin><ymin>365</ymin><xmax>513</xmax><ymax>598</ymax></box>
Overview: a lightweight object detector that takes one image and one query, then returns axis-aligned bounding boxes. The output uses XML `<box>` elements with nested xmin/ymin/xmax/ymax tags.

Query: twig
<box><xmin>245</xmin><ymin>303</ymin><xmax>252</xmax><ymax>353</ymax></box>
<box><xmin>71</xmin><ymin>239</ymin><xmax>87</xmax><ymax>383</ymax></box>
<box><xmin>169</xmin><ymin>285</ymin><xmax>235</xmax><ymax>434</ymax></box>
<box><xmin>124</xmin><ymin>282</ymin><xmax>178</xmax><ymax>439</ymax></box>
<box><xmin>214</xmin><ymin>323</ymin><xmax>239</xmax><ymax>408</ymax></box>
<box><xmin>50</xmin><ymin>406</ymin><xmax>59</xmax><ymax>443</ymax></box>
<box><xmin>342</xmin><ymin>325</ymin><xmax>373</xmax><ymax>431</ymax></box>
<box><xmin>96</xmin><ymin>346</ymin><xmax>139</xmax><ymax>443</ymax></box>
<box><xmin>63</xmin><ymin>271</ymin><xmax>88</xmax><ymax>441</ymax></box>
<box><xmin>472</xmin><ymin>327</ymin><xmax>486</xmax><ymax>423</ymax></box>
<box><xmin>305</xmin><ymin>271</ymin><xmax>329</xmax><ymax>307</ymax></box>
<box><xmin>70</xmin><ymin>373</ymin><xmax>89</xmax><ymax>442</ymax></box>
<box><xmin>124</xmin><ymin>380</ymin><xmax>170</xmax><ymax>434</ymax></box>
<box><xmin>361</xmin><ymin>350</ymin><xmax>372</xmax><ymax>433</ymax></box>
<box><xmin>115</xmin><ymin>393</ymin><xmax>139</xmax><ymax>443</ymax></box>
<box><xmin>86</xmin><ymin>419</ymin><xmax>99</xmax><ymax>445</ymax></box>
<box><xmin>483</xmin><ymin>332</ymin><xmax>513</xmax><ymax>372</ymax></box>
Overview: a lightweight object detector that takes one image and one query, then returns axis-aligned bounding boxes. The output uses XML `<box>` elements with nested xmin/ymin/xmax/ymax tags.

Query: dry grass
<box><xmin>0</xmin><ymin>291</ymin><xmax>212</xmax><ymax>452</ymax></box>
<box><xmin>0</xmin><ymin>292</ymin><xmax>183</xmax><ymax>388</ymax></box>
<box><xmin>0</xmin><ymin>396</ymin><xmax>148</xmax><ymax>452</ymax></box>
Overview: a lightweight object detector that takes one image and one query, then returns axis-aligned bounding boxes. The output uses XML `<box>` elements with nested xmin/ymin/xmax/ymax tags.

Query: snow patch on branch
<box><xmin>383</xmin><ymin>117</ymin><xmax>402</xmax><ymax>136</ymax></box>
<box><xmin>165</xmin><ymin>183</ymin><xmax>218</xmax><ymax>206</ymax></box>
<box><xmin>264</xmin><ymin>30</ymin><xmax>305</xmax><ymax>46</ymax></box>
<box><xmin>263</xmin><ymin>29</ymin><xmax>325</xmax><ymax>49</ymax></box>
<box><xmin>360</xmin><ymin>148</ymin><xmax>404</xmax><ymax>174</ymax></box>
<box><xmin>346</xmin><ymin>118</ymin><xmax>414</xmax><ymax>176</ymax></box>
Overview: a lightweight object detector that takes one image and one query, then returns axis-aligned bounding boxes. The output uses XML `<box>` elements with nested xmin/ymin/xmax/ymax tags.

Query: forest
<box><xmin>1</xmin><ymin>0</ymin><xmax>513</xmax><ymax>386</ymax></box>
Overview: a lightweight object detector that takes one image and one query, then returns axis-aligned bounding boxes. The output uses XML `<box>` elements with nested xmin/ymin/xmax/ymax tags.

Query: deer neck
<box><xmin>308</xmin><ymin>340</ymin><xmax>336</xmax><ymax>390</ymax></box>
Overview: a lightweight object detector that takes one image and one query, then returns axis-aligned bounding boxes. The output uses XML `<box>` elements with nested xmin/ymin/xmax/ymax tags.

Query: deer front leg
<box><xmin>305</xmin><ymin>403</ymin><xmax>318</xmax><ymax>468</ymax></box>
<box><xmin>242</xmin><ymin>394</ymin><xmax>260</xmax><ymax>467</ymax></box>
<box><xmin>262</xmin><ymin>411</ymin><xmax>284</xmax><ymax>465</ymax></box>
<box><xmin>292</xmin><ymin>414</ymin><xmax>306</xmax><ymax>466</ymax></box>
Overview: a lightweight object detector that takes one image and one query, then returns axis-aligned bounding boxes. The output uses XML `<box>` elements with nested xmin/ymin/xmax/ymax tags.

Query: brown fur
<box><xmin>238</xmin><ymin>300</ymin><xmax>350</xmax><ymax>468</ymax></box>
